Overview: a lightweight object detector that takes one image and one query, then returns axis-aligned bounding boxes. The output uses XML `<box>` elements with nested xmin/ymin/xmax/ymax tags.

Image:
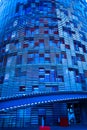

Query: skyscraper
<box><xmin>0</xmin><ymin>0</ymin><xmax>87</xmax><ymax>127</ymax></box>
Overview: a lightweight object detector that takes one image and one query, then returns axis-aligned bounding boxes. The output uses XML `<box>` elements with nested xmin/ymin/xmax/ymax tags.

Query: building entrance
<box><xmin>67</xmin><ymin>103</ymin><xmax>80</xmax><ymax>125</ymax></box>
<box><xmin>38</xmin><ymin>109</ymin><xmax>46</xmax><ymax>126</ymax></box>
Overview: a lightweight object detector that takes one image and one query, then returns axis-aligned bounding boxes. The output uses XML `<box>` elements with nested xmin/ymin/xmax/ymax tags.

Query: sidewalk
<box><xmin>51</xmin><ymin>125</ymin><xmax>87</xmax><ymax>130</ymax></box>
<box><xmin>0</xmin><ymin>125</ymin><xmax>87</xmax><ymax>130</ymax></box>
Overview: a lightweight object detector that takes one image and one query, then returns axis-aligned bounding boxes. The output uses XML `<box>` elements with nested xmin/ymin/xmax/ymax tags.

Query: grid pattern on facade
<box><xmin>0</xmin><ymin>0</ymin><xmax>87</xmax><ymax>127</ymax></box>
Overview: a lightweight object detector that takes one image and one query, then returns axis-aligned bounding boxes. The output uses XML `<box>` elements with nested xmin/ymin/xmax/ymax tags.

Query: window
<box><xmin>52</xmin><ymin>86</ymin><xmax>58</xmax><ymax>91</ymax></box>
<box><xmin>45</xmin><ymin>53</ymin><xmax>50</xmax><ymax>63</ymax></box>
<box><xmin>63</xmin><ymin>27</ymin><xmax>72</xmax><ymax>37</ymax></box>
<box><xmin>15</xmin><ymin>68</ymin><xmax>21</xmax><ymax>77</ymax></box>
<box><xmin>72</xmin><ymin>56</ymin><xmax>77</xmax><ymax>65</ymax></box>
<box><xmin>0</xmin><ymin>56</ymin><xmax>3</xmax><ymax>67</ymax></box>
<box><xmin>82</xmin><ymin>45</ymin><xmax>86</xmax><ymax>53</ymax></box>
<box><xmin>74</xmin><ymin>43</ymin><xmax>79</xmax><ymax>51</ymax></box>
<box><xmin>25</xmin><ymin>29</ymin><xmax>31</xmax><ymax>37</ymax></box>
<box><xmin>32</xmin><ymin>86</ymin><xmax>39</xmax><ymax>92</ymax></box>
<box><xmin>50</xmin><ymin>69</ymin><xmax>56</xmax><ymax>82</ymax></box>
<box><xmin>56</xmin><ymin>54</ymin><xmax>62</xmax><ymax>64</ymax></box>
<box><xmin>39</xmin><ymin>76</ymin><xmax>45</xmax><ymax>82</ymax></box>
<box><xmin>16</xmin><ymin>42</ymin><xmax>21</xmax><ymax>49</ymax></box>
<box><xmin>49</xmin><ymin>40</ymin><xmax>53</xmax><ymax>47</ymax></box>
<box><xmin>5</xmin><ymin>44</ymin><xmax>9</xmax><ymax>52</ymax></box>
<box><xmin>27</xmin><ymin>53</ymin><xmax>34</xmax><ymax>64</ymax></box>
<box><xmin>75</xmin><ymin>75</ymin><xmax>81</xmax><ymax>83</ymax></box>
<box><xmin>45</xmin><ymin>73</ymin><xmax>50</xmax><ymax>82</ymax></box>
<box><xmin>39</xmin><ymin>68</ymin><xmax>45</xmax><ymax>74</ymax></box>
<box><xmin>29</xmin><ymin>41</ymin><xmax>34</xmax><ymax>48</ymax></box>
<box><xmin>4</xmin><ymin>33</ymin><xmax>11</xmax><ymax>41</ymax></box>
<box><xmin>11</xmin><ymin>31</ymin><xmax>17</xmax><ymax>38</ymax></box>
<box><xmin>16</xmin><ymin>55</ymin><xmax>22</xmax><ymax>65</ymax></box>
<box><xmin>25</xmin><ymin>7</ymin><xmax>31</xmax><ymax>14</ymax></box>
<box><xmin>61</xmin><ymin>52</ymin><xmax>67</xmax><ymax>59</ymax></box>
<box><xmin>57</xmin><ymin>75</ymin><xmax>64</xmax><ymax>82</ymax></box>
<box><xmin>0</xmin><ymin>76</ymin><xmax>4</xmax><ymax>84</ymax></box>
<box><xmin>76</xmin><ymin>54</ymin><xmax>85</xmax><ymax>62</ymax></box>
<box><xmin>4</xmin><ymin>73</ymin><xmax>9</xmax><ymax>81</ymax></box>
<box><xmin>39</xmin><ymin>54</ymin><xmax>44</xmax><ymax>63</ymax></box>
<box><xmin>34</xmin><ymin>53</ymin><xmax>39</xmax><ymax>63</ymax></box>
<box><xmin>35</xmin><ymin>28</ymin><xmax>39</xmax><ymax>34</ymax></box>
<box><xmin>13</xmin><ymin>20</ymin><xmax>18</xmax><ymax>27</ymax></box>
<box><xmin>6</xmin><ymin>57</ymin><xmax>12</xmax><ymax>67</ymax></box>
<box><xmin>84</xmin><ymin>70</ymin><xmax>87</xmax><ymax>78</ymax></box>
<box><xmin>39</xmin><ymin>43</ymin><xmax>44</xmax><ymax>49</ymax></box>
<box><xmin>23</xmin><ymin>42</ymin><xmax>28</xmax><ymax>48</ymax></box>
<box><xmin>65</xmin><ymin>44</ymin><xmax>70</xmax><ymax>49</ymax></box>
<box><xmin>19</xmin><ymin>86</ymin><xmax>26</xmax><ymax>91</ymax></box>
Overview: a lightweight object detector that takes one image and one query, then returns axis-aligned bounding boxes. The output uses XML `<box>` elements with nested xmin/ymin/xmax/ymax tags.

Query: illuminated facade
<box><xmin>0</xmin><ymin>0</ymin><xmax>87</xmax><ymax>127</ymax></box>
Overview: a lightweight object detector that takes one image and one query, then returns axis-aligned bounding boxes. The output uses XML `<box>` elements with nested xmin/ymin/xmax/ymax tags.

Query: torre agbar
<box><xmin>0</xmin><ymin>0</ymin><xmax>87</xmax><ymax>127</ymax></box>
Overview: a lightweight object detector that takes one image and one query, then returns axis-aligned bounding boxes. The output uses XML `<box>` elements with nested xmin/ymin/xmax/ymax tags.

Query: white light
<box><xmin>13</xmin><ymin>20</ymin><xmax>18</xmax><ymax>27</ymax></box>
<box><xmin>17</xmin><ymin>106</ymin><xmax>21</xmax><ymax>108</ymax></box>
<box><xmin>10</xmin><ymin>107</ymin><xmax>13</xmax><ymax>109</ymax></box>
<box><xmin>24</xmin><ymin>104</ymin><xmax>27</xmax><ymax>107</ymax></box>
<box><xmin>14</xmin><ymin>106</ymin><xmax>17</xmax><ymax>108</ymax></box>
<box><xmin>2</xmin><ymin>109</ymin><xmax>5</xmax><ymax>111</ymax></box>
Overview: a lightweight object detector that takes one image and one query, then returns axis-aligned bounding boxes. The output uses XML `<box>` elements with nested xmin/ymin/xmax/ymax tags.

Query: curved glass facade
<box><xmin>0</xmin><ymin>0</ymin><xmax>87</xmax><ymax>127</ymax></box>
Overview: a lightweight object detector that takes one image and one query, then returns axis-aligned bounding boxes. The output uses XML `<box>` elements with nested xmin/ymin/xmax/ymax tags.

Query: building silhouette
<box><xmin>0</xmin><ymin>0</ymin><xmax>87</xmax><ymax>127</ymax></box>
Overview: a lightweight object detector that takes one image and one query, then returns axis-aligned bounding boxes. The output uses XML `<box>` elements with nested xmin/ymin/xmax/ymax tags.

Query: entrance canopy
<box><xmin>0</xmin><ymin>91</ymin><xmax>87</xmax><ymax>112</ymax></box>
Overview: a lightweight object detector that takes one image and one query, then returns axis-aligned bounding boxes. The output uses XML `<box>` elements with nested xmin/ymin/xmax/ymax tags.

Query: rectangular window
<box><xmin>39</xmin><ymin>54</ymin><xmax>44</xmax><ymax>63</ymax></box>
<box><xmin>5</xmin><ymin>44</ymin><xmax>9</xmax><ymax>52</ymax></box>
<box><xmin>76</xmin><ymin>54</ymin><xmax>85</xmax><ymax>62</ymax></box>
<box><xmin>4</xmin><ymin>73</ymin><xmax>9</xmax><ymax>81</ymax></box>
<box><xmin>19</xmin><ymin>86</ymin><xmax>26</xmax><ymax>91</ymax></box>
<box><xmin>65</xmin><ymin>44</ymin><xmax>70</xmax><ymax>49</ymax></box>
<box><xmin>23</xmin><ymin>43</ymin><xmax>28</xmax><ymax>48</ymax></box>
<box><xmin>45</xmin><ymin>73</ymin><xmax>50</xmax><ymax>82</ymax></box>
<box><xmin>32</xmin><ymin>86</ymin><xmax>39</xmax><ymax>92</ymax></box>
<box><xmin>15</xmin><ymin>68</ymin><xmax>21</xmax><ymax>77</ymax></box>
<box><xmin>50</xmin><ymin>69</ymin><xmax>56</xmax><ymax>82</ymax></box>
<box><xmin>16</xmin><ymin>55</ymin><xmax>22</xmax><ymax>64</ymax></box>
<box><xmin>0</xmin><ymin>76</ymin><xmax>4</xmax><ymax>84</ymax></box>
<box><xmin>11</xmin><ymin>31</ymin><xmax>17</xmax><ymax>38</ymax></box>
<box><xmin>27</xmin><ymin>53</ymin><xmax>34</xmax><ymax>64</ymax></box>
<box><xmin>13</xmin><ymin>20</ymin><xmax>18</xmax><ymax>27</ymax></box>
<box><xmin>72</xmin><ymin>56</ymin><xmax>77</xmax><ymax>65</ymax></box>
<box><xmin>61</xmin><ymin>52</ymin><xmax>67</xmax><ymax>59</ymax></box>
<box><xmin>34</xmin><ymin>53</ymin><xmax>39</xmax><ymax>63</ymax></box>
<box><xmin>57</xmin><ymin>75</ymin><xmax>64</xmax><ymax>82</ymax></box>
<box><xmin>25</xmin><ymin>29</ymin><xmax>31</xmax><ymax>37</ymax></box>
<box><xmin>84</xmin><ymin>70</ymin><xmax>87</xmax><ymax>78</ymax></box>
<box><xmin>52</xmin><ymin>86</ymin><xmax>58</xmax><ymax>91</ymax></box>
<box><xmin>39</xmin><ymin>76</ymin><xmax>45</xmax><ymax>83</ymax></box>
<box><xmin>75</xmin><ymin>75</ymin><xmax>81</xmax><ymax>83</ymax></box>
<box><xmin>39</xmin><ymin>43</ymin><xmax>44</xmax><ymax>49</ymax></box>
<box><xmin>39</xmin><ymin>68</ymin><xmax>45</xmax><ymax>74</ymax></box>
<box><xmin>6</xmin><ymin>57</ymin><xmax>12</xmax><ymax>67</ymax></box>
<box><xmin>15</xmin><ymin>42</ymin><xmax>21</xmax><ymax>49</ymax></box>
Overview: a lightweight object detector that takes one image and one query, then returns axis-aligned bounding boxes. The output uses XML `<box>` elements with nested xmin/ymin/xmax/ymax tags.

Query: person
<box><xmin>58</xmin><ymin>117</ymin><xmax>60</xmax><ymax>125</ymax></box>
